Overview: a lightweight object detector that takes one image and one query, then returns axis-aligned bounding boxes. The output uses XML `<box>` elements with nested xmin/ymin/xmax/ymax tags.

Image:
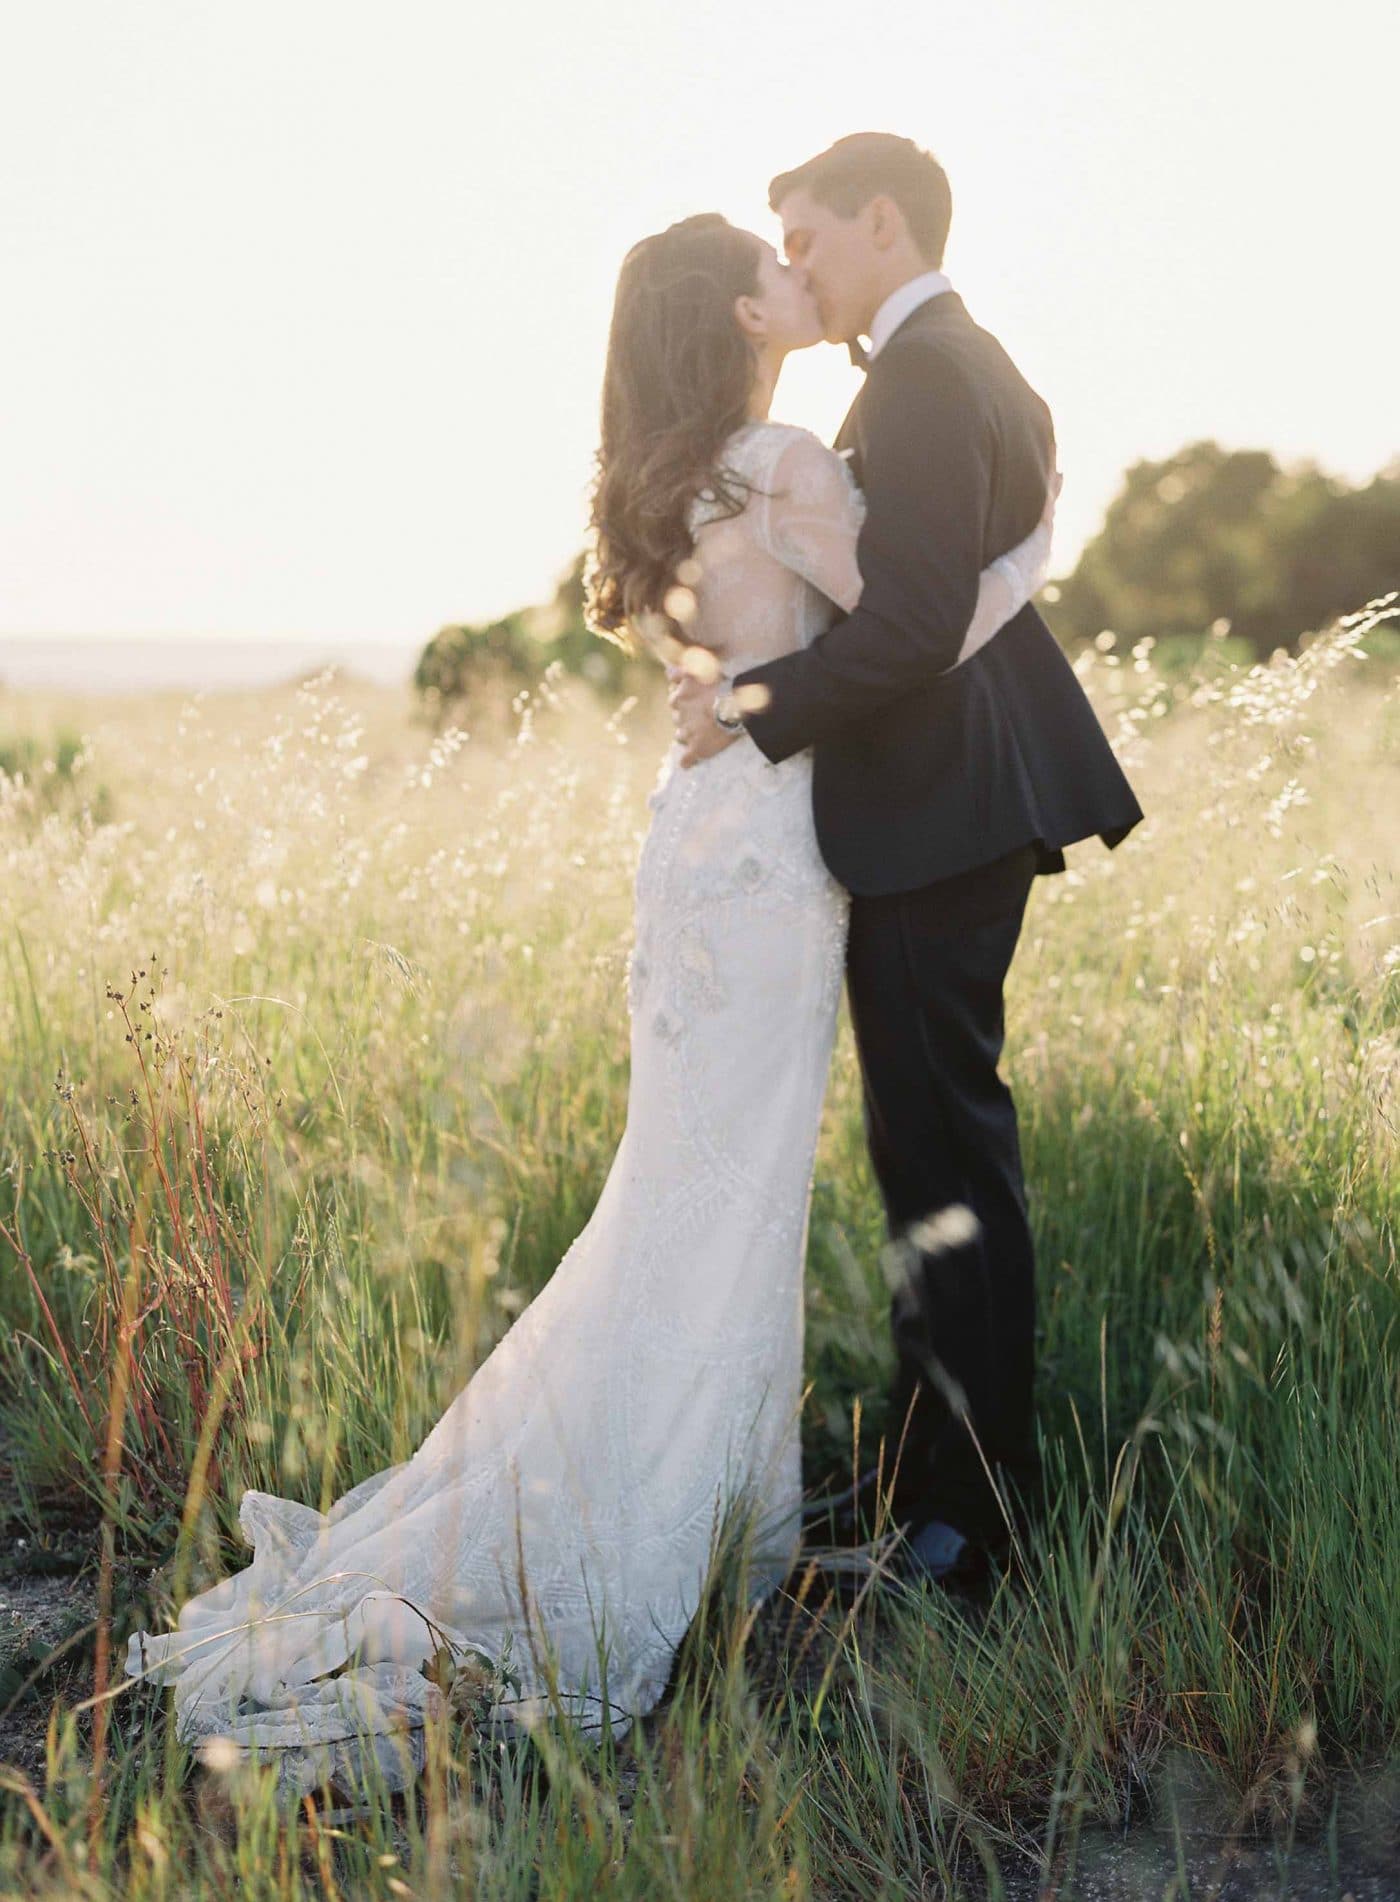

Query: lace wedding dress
<box><xmin>124</xmin><ymin>421</ymin><xmax>1049</xmax><ymax>1798</ymax></box>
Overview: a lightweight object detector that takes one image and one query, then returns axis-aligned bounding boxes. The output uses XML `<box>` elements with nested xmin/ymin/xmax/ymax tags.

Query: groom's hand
<box><xmin>669</xmin><ymin>669</ymin><xmax>740</xmax><ymax>769</ymax></box>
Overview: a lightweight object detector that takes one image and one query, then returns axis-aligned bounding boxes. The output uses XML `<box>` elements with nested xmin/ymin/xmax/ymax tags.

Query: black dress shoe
<box><xmin>886</xmin><ymin>1519</ymin><xmax>998</xmax><ymax>1596</ymax></box>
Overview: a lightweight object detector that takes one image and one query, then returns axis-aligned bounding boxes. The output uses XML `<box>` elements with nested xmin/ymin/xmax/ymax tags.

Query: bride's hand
<box><xmin>1041</xmin><ymin>468</ymin><xmax>1063</xmax><ymax>532</ymax></box>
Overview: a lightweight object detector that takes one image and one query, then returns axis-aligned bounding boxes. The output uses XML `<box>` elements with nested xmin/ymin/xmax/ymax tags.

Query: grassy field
<box><xmin>0</xmin><ymin>607</ymin><xmax>1397</xmax><ymax>1899</ymax></box>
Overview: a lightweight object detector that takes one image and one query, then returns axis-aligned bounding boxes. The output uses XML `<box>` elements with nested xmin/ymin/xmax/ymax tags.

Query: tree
<box><xmin>414</xmin><ymin>554</ymin><xmax>638</xmax><ymax>723</ymax></box>
<box><xmin>1047</xmin><ymin>443</ymin><xmax>1400</xmax><ymax>657</ymax></box>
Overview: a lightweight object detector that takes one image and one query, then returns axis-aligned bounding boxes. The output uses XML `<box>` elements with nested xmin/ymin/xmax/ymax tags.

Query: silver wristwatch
<box><xmin>713</xmin><ymin>677</ymin><xmax>745</xmax><ymax>734</ymax></box>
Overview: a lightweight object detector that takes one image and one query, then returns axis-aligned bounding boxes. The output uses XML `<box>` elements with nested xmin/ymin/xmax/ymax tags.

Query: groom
<box><xmin>672</xmin><ymin>134</ymin><xmax>1143</xmax><ymax>1582</ymax></box>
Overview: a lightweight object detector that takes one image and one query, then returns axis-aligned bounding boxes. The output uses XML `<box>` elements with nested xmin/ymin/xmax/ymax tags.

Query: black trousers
<box><xmin>845</xmin><ymin>845</ymin><xmax>1040</xmax><ymax>1545</ymax></box>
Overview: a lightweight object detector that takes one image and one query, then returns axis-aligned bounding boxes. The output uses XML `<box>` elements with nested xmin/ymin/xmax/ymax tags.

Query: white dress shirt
<box><xmin>865</xmin><ymin>269</ymin><xmax>953</xmax><ymax>361</ymax></box>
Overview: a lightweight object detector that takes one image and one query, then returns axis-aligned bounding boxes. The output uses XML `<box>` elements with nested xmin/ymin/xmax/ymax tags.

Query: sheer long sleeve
<box><xmin>754</xmin><ymin>432</ymin><xmax>1052</xmax><ymax>668</ymax></box>
<box><xmin>957</xmin><ymin>510</ymin><xmax>1054</xmax><ymax>665</ymax></box>
<box><xmin>750</xmin><ymin>434</ymin><xmax>866</xmax><ymax>614</ymax></box>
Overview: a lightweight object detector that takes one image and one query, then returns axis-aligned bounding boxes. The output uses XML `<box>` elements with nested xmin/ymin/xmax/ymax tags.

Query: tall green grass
<box><xmin>0</xmin><ymin>609</ymin><xmax>1396</xmax><ymax>1898</ymax></box>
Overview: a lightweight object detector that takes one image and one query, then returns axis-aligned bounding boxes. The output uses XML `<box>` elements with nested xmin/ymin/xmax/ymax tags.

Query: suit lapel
<box><xmin>831</xmin><ymin>292</ymin><xmax>969</xmax><ymax>470</ymax></box>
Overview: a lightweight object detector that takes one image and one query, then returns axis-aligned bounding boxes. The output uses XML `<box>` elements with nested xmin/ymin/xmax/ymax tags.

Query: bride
<box><xmin>124</xmin><ymin>213</ymin><xmax>1054</xmax><ymax>1797</ymax></box>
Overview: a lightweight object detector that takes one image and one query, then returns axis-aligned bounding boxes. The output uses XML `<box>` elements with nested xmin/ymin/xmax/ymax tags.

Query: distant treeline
<box><xmin>1046</xmin><ymin>441</ymin><xmax>1399</xmax><ymax>655</ymax></box>
<box><xmin>416</xmin><ymin>442</ymin><xmax>1400</xmax><ymax>715</ymax></box>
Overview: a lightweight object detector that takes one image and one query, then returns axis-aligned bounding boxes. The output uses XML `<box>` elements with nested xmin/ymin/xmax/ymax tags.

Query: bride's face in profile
<box><xmin>735</xmin><ymin>240</ymin><xmax>823</xmax><ymax>354</ymax></box>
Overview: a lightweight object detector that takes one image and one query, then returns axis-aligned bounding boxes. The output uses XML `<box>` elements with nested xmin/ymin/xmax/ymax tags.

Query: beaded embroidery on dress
<box><xmin>123</xmin><ymin>422</ymin><xmax>862</xmax><ymax>1798</ymax></box>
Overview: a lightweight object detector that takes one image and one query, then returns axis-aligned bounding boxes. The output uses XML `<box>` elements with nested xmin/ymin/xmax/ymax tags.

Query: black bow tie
<box><xmin>847</xmin><ymin>336</ymin><xmax>870</xmax><ymax>371</ymax></box>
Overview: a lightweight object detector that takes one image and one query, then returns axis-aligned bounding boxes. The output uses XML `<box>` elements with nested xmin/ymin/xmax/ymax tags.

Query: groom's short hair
<box><xmin>769</xmin><ymin>134</ymin><xmax>952</xmax><ymax>267</ymax></box>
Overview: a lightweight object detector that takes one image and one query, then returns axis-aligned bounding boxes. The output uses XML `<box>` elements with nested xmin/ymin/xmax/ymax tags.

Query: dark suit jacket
<box><xmin>735</xmin><ymin>292</ymin><xmax>1143</xmax><ymax>895</ymax></box>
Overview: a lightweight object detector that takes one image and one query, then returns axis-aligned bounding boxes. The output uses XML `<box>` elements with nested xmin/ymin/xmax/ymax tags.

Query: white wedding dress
<box><xmin>124</xmin><ymin>422</ymin><xmax>1049</xmax><ymax>1798</ymax></box>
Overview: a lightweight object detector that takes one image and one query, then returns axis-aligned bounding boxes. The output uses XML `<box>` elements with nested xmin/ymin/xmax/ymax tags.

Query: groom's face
<box><xmin>776</xmin><ymin>187</ymin><xmax>880</xmax><ymax>346</ymax></box>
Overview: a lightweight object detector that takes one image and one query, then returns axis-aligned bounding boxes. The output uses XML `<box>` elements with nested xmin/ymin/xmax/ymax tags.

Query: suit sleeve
<box><xmin>736</xmin><ymin>342</ymin><xmax>995</xmax><ymax>764</ymax></box>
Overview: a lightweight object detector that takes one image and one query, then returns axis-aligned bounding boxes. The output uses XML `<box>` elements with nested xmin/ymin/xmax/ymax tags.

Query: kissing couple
<box><xmin>126</xmin><ymin>132</ymin><xmax>1142</xmax><ymax>1797</ymax></box>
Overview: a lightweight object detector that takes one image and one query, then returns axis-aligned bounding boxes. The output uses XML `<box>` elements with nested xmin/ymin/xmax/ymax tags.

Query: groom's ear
<box><xmin>867</xmin><ymin>194</ymin><xmax>903</xmax><ymax>252</ymax></box>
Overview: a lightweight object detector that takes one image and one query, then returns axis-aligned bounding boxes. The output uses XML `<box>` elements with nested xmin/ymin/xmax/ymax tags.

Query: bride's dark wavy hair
<box><xmin>587</xmin><ymin>214</ymin><xmax>764</xmax><ymax>647</ymax></box>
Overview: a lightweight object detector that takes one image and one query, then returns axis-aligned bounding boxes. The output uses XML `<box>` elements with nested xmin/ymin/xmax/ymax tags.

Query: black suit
<box><xmin>735</xmin><ymin>291</ymin><xmax>1143</xmax><ymax>1543</ymax></box>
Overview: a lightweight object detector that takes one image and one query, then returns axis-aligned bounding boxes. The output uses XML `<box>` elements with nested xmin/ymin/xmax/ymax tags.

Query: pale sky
<box><xmin>2</xmin><ymin>0</ymin><xmax>1395</xmax><ymax>646</ymax></box>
